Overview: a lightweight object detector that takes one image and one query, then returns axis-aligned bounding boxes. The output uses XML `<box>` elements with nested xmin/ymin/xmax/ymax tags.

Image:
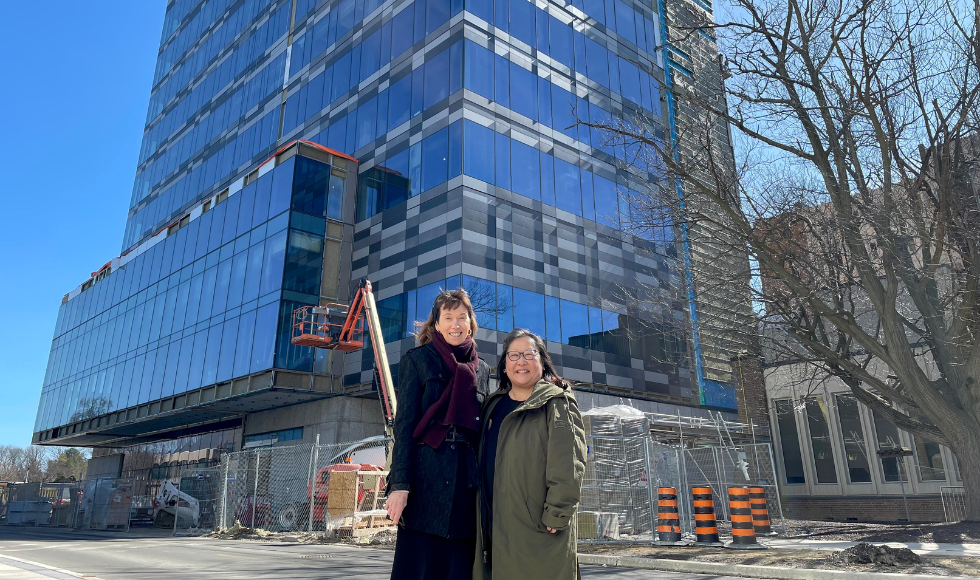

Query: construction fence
<box><xmin>164</xmin><ymin>433</ymin><xmax>783</xmax><ymax>544</ymax></box>
<box><xmin>169</xmin><ymin>437</ymin><xmax>391</xmax><ymax>536</ymax></box>
<box><xmin>578</xmin><ymin>436</ymin><xmax>784</xmax><ymax>542</ymax></box>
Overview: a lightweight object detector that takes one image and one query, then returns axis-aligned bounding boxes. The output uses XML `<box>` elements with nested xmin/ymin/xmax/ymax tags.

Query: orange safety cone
<box><xmin>725</xmin><ymin>487</ymin><xmax>767</xmax><ymax>549</ymax></box>
<box><xmin>691</xmin><ymin>487</ymin><xmax>723</xmax><ymax>546</ymax></box>
<box><xmin>655</xmin><ymin>487</ymin><xmax>684</xmax><ymax>545</ymax></box>
<box><xmin>749</xmin><ymin>487</ymin><xmax>776</xmax><ymax>536</ymax></box>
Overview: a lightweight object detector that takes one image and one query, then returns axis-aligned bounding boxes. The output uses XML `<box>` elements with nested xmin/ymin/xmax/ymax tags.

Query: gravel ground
<box><xmin>577</xmin><ymin>544</ymin><xmax>980</xmax><ymax>576</ymax></box>
<box><xmin>780</xmin><ymin>519</ymin><xmax>980</xmax><ymax>544</ymax></box>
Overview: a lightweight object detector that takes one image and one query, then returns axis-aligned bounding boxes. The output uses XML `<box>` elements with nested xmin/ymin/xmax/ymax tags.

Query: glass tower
<box><xmin>34</xmin><ymin>0</ymin><xmax>737</xmax><ymax>450</ymax></box>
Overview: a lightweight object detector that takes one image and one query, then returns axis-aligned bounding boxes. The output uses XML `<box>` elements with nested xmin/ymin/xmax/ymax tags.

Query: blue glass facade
<box><xmin>35</xmin><ymin>0</ymin><xmax>736</xmax><ymax>447</ymax></box>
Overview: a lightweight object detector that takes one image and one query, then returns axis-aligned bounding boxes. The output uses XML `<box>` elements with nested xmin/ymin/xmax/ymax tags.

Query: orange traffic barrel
<box><xmin>726</xmin><ymin>487</ymin><xmax>767</xmax><ymax>549</ymax></box>
<box><xmin>691</xmin><ymin>487</ymin><xmax>723</xmax><ymax>546</ymax></box>
<box><xmin>655</xmin><ymin>487</ymin><xmax>683</xmax><ymax>544</ymax></box>
<box><xmin>749</xmin><ymin>487</ymin><xmax>775</xmax><ymax>536</ymax></box>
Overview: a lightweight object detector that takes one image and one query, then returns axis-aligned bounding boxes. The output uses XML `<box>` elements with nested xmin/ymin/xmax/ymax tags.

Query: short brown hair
<box><xmin>415</xmin><ymin>288</ymin><xmax>479</xmax><ymax>345</ymax></box>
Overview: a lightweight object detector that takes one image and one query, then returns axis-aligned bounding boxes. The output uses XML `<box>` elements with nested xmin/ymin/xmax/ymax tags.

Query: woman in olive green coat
<box><xmin>475</xmin><ymin>329</ymin><xmax>587</xmax><ymax>580</ymax></box>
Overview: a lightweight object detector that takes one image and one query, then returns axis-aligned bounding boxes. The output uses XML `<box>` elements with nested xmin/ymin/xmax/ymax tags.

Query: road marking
<box><xmin>0</xmin><ymin>553</ymin><xmax>104</xmax><ymax>580</ymax></box>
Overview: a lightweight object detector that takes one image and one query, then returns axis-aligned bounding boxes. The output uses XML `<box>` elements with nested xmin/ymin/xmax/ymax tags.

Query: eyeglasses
<box><xmin>506</xmin><ymin>350</ymin><xmax>539</xmax><ymax>362</ymax></box>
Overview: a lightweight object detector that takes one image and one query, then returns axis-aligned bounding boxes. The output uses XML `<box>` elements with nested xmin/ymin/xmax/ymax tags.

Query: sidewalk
<box><xmin>766</xmin><ymin>538</ymin><xmax>980</xmax><ymax>558</ymax></box>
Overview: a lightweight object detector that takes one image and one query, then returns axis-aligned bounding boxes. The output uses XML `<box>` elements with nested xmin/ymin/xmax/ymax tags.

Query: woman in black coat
<box><xmin>386</xmin><ymin>288</ymin><xmax>490</xmax><ymax>580</ymax></box>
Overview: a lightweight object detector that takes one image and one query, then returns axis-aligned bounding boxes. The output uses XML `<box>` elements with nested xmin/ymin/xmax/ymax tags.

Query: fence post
<box><xmin>308</xmin><ymin>434</ymin><xmax>320</xmax><ymax>534</ymax></box>
<box><xmin>252</xmin><ymin>449</ymin><xmax>260</xmax><ymax>529</ymax></box>
<box><xmin>643</xmin><ymin>437</ymin><xmax>657</xmax><ymax>536</ymax></box>
<box><xmin>766</xmin><ymin>444</ymin><xmax>787</xmax><ymax>534</ymax></box>
<box><xmin>221</xmin><ymin>457</ymin><xmax>230</xmax><ymax>530</ymax></box>
<box><xmin>173</xmin><ymin>475</ymin><xmax>181</xmax><ymax>536</ymax></box>
<box><xmin>712</xmin><ymin>447</ymin><xmax>728</xmax><ymax>522</ymax></box>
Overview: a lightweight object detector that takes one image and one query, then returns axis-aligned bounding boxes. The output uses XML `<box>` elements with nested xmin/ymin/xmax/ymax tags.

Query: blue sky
<box><xmin>0</xmin><ymin>2</ymin><xmax>165</xmax><ymax>446</ymax></box>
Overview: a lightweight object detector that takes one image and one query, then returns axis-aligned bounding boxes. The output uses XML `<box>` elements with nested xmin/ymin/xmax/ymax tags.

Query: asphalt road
<box><xmin>0</xmin><ymin>527</ymin><xmax>746</xmax><ymax>580</ymax></box>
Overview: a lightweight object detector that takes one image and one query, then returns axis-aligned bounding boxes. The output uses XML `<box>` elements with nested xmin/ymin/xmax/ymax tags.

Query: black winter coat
<box><xmin>388</xmin><ymin>342</ymin><xmax>491</xmax><ymax>537</ymax></box>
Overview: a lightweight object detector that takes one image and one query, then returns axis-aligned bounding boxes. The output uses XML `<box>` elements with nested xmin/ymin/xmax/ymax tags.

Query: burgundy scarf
<box><xmin>412</xmin><ymin>332</ymin><xmax>481</xmax><ymax>447</ymax></box>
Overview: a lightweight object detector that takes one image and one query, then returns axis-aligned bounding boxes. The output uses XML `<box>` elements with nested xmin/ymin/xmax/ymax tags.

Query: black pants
<box><xmin>390</xmin><ymin>525</ymin><xmax>475</xmax><ymax>580</ymax></box>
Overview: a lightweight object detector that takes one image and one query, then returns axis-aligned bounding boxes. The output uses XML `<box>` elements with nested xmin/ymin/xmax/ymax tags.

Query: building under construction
<box><xmin>32</xmin><ymin>0</ymin><xmax>758</xmax><ymax>494</ymax></box>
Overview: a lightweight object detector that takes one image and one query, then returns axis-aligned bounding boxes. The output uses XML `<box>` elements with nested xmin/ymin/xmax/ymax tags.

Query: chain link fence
<box><xmin>678</xmin><ymin>444</ymin><xmax>784</xmax><ymax>535</ymax></box>
<box><xmin>577</xmin><ymin>407</ymin><xmax>785</xmax><ymax>543</ymax></box>
<box><xmin>941</xmin><ymin>486</ymin><xmax>966</xmax><ymax>522</ymax></box>
<box><xmin>213</xmin><ymin>437</ymin><xmax>392</xmax><ymax>537</ymax></box>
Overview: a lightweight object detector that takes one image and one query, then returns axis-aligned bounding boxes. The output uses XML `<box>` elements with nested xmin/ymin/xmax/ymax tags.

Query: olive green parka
<box><xmin>474</xmin><ymin>379</ymin><xmax>587</xmax><ymax>580</ymax></box>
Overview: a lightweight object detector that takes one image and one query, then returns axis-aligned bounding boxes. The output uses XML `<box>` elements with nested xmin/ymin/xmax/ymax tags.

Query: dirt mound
<box><xmin>831</xmin><ymin>543</ymin><xmax>922</xmax><ymax>566</ymax></box>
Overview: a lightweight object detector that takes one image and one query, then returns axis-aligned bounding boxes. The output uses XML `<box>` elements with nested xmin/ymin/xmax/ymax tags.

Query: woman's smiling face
<box><xmin>435</xmin><ymin>304</ymin><xmax>471</xmax><ymax>346</ymax></box>
<box><xmin>504</xmin><ymin>336</ymin><xmax>543</xmax><ymax>390</ymax></box>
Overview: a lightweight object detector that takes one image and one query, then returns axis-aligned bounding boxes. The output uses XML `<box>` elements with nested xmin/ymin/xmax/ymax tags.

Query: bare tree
<box><xmin>584</xmin><ymin>0</ymin><xmax>980</xmax><ymax>518</ymax></box>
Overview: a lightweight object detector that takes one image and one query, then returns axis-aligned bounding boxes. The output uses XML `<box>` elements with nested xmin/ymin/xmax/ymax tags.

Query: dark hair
<box><xmin>415</xmin><ymin>288</ymin><xmax>479</xmax><ymax>345</ymax></box>
<box><xmin>496</xmin><ymin>328</ymin><xmax>563</xmax><ymax>390</ymax></box>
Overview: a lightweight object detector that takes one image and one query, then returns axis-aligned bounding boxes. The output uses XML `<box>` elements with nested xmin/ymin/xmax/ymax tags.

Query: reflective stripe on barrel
<box><xmin>728</xmin><ymin>487</ymin><xmax>758</xmax><ymax>545</ymax></box>
<box><xmin>749</xmin><ymin>487</ymin><xmax>772</xmax><ymax>535</ymax></box>
<box><xmin>691</xmin><ymin>487</ymin><xmax>720</xmax><ymax>544</ymax></box>
<box><xmin>657</xmin><ymin>487</ymin><xmax>682</xmax><ymax>542</ymax></box>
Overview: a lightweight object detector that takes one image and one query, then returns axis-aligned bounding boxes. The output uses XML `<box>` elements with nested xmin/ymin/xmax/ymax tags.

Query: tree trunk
<box><xmin>948</xmin><ymin>426</ymin><xmax>980</xmax><ymax>521</ymax></box>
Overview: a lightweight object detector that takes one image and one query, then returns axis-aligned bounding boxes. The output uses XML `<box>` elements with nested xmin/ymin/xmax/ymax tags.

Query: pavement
<box><xmin>0</xmin><ymin>526</ymin><xmax>746</xmax><ymax>580</ymax></box>
<box><xmin>764</xmin><ymin>538</ymin><xmax>980</xmax><ymax>558</ymax></box>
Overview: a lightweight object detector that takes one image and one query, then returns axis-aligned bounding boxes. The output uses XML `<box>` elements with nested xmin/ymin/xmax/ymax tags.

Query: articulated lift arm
<box><xmin>291</xmin><ymin>280</ymin><xmax>397</xmax><ymax>440</ymax></box>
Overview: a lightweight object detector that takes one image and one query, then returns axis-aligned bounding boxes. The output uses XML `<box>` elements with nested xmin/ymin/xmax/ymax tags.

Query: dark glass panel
<box><xmin>201</xmin><ymin>322</ymin><xmax>223</xmax><ymax>386</ymax></box>
<box><xmin>560</xmin><ymin>299</ymin><xmax>589</xmax><ymax>346</ymax></box>
<box><xmin>391</xmin><ymin>4</ymin><xmax>414</xmax><ymax>59</ymax></box>
<box><xmin>554</xmin><ymin>157</ymin><xmax>582</xmax><ymax>215</ymax></box>
<box><xmin>511</xmin><ymin>141</ymin><xmax>540</xmax><ymax>201</ymax></box>
<box><xmin>198</xmin><ymin>266</ymin><xmax>218</xmax><ymax>322</ymax></box>
<box><xmin>804</xmin><ymin>397</ymin><xmax>839</xmax><ymax>484</ymax></box>
<box><xmin>251</xmin><ymin>170</ymin><xmax>274</xmax><ymax>228</ymax></box>
<box><xmin>226</xmin><ymin>250</ymin><xmax>248</xmax><ymax>310</ymax></box>
<box><xmin>510</xmin><ymin>62</ymin><xmax>537</xmax><ymax>121</ymax></box>
<box><xmin>283</xmin><ymin>229</ymin><xmax>324</xmax><ymax>296</ymax></box>
<box><xmin>464</xmin><ymin>120</ymin><xmax>495</xmax><ymax>184</ymax></box>
<box><xmin>377</xmin><ymin>294</ymin><xmax>408</xmax><ymax>343</ymax></box>
<box><xmin>259</xmin><ymin>229</ymin><xmax>288</xmax><ymax>295</ymax></box>
<box><xmin>211</xmin><ymin>258</ymin><xmax>233</xmax><ymax>317</ymax></box>
<box><xmin>775</xmin><ymin>399</ymin><xmax>807</xmax><ymax>484</ymax></box>
<box><xmin>278</xmin><ymin>298</ymin><xmax>319</xmax><ymax>371</ymax></box>
<box><xmin>495</xmin><ymin>133</ymin><xmax>511</xmax><ymax>190</ymax></box>
<box><xmin>388</xmin><ymin>73</ymin><xmax>411</xmax><ymax>128</ymax></box>
<box><xmin>292</xmin><ymin>156</ymin><xmax>331</xmax><ymax>217</ymax></box>
<box><xmin>496</xmin><ymin>283</ymin><xmax>514</xmax><ymax>333</ymax></box>
<box><xmin>421</xmin><ymin>127</ymin><xmax>449</xmax><ymax>192</ymax></box>
<box><xmin>494</xmin><ymin>54</ymin><xmax>509</xmax><ymax>107</ymax></box>
<box><xmin>835</xmin><ymin>394</ymin><xmax>872</xmax><ymax>483</ymax></box>
<box><xmin>509</xmin><ymin>0</ymin><xmax>534</xmax><ymax>46</ymax></box>
<box><xmin>424</xmin><ymin>48</ymin><xmax>450</xmax><ymax>109</ymax></box>
<box><xmin>463</xmin><ymin>275</ymin><xmax>496</xmax><ymax>331</ymax></box>
<box><xmin>550</xmin><ymin>15</ymin><xmax>574</xmax><ymax>68</ymax></box>
<box><xmin>540</xmin><ymin>151</ymin><xmax>555</xmax><ymax>207</ymax></box>
<box><xmin>186</xmin><ymin>329</ymin><xmax>209</xmax><ymax>391</ymax></box>
<box><xmin>513</xmin><ymin>288</ymin><xmax>545</xmax><ymax>338</ymax></box>
<box><xmin>464</xmin><ymin>40</ymin><xmax>494</xmax><ymax>100</ymax></box>
<box><xmin>234</xmin><ymin>309</ymin><xmax>256</xmax><ymax>378</ymax></box>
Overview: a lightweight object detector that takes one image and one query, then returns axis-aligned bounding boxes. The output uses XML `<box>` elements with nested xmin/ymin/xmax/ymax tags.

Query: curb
<box><xmin>577</xmin><ymin>554</ymin><xmax>979</xmax><ymax>580</ymax></box>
